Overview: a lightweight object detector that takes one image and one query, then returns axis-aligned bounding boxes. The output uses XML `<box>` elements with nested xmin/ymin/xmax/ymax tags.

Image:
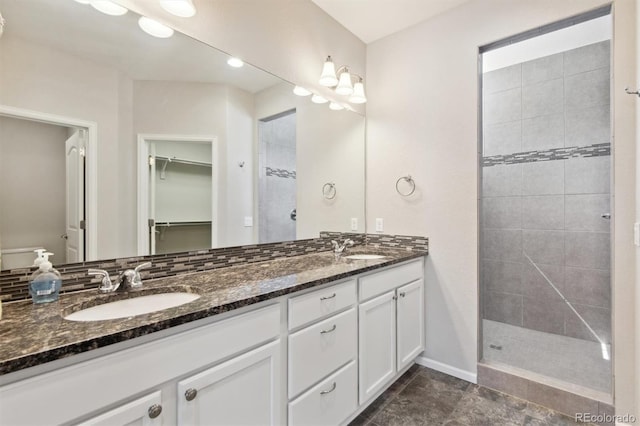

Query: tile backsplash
<box><xmin>0</xmin><ymin>232</ymin><xmax>428</xmax><ymax>302</ymax></box>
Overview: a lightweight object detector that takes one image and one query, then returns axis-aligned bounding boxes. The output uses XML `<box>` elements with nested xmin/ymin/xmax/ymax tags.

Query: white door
<box><xmin>65</xmin><ymin>130</ymin><xmax>84</xmax><ymax>263</ymax></box>
<box><xmin>148</xmin><ymin>145</ymin><xmax>157</xmax><ymax>255</ymax></box>
<box><xmin>358</xmin><ymin>291</ymin><xmax>397</xmax><ymax>404</ymax></box>
<box><xmin>77</xmin><ymin>391</ymin><xmax>163</xmax><ymax>426</ymax></box>
<box><xmin>396</xmin><ymin>279</ymin><xmax>425</xmax><ymax>371</ymax></box>
<box><xmin>177</xmin><ymin>340</ymin><xmax>281</xmax><ymax>426</ymax></box>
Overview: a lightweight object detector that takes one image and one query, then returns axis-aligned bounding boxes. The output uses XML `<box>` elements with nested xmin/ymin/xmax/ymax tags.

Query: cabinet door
<box><xmin>177</xmin><ymin>340</ymin><xmax>281</xmax><ymax>426</ymax></box>
<box><xmin>358</xmin><ymin>291</ymin><xmax>396</xmax><ymax>404</ymax></box>
<box><xmin>77</xmin><ymin>391</ymin><xmax>163</xmax><ymax>426</ymax></box>
<box><xmin>397</xmin><ymin>279</ymin><xmax>425</xmax><ymax>371</ymax></box>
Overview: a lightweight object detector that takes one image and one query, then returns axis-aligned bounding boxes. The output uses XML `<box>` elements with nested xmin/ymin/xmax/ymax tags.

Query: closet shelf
<box><xmin>155</xmin><ymin>221</ymin><xmax>212</xmax><ymax>227</ymax></box>
<box><xmin>155</xmin><ymin>156</ymin><xmax>212</xmax><ymax>168</ymax></box>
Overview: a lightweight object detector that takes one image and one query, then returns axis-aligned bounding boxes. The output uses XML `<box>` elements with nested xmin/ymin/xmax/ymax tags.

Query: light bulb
<box><xmin>159</xmin><ymin>0</ymin><xmax>196</xmax><ymax>17</ymax></box>
<box><xmin>90</xmin><ymin>0</ymin><xmax>128</xmax><ymax>16</ymax></box>
<box><xmin>335</xmin><ymin>70</ymin><xmax>353</xmax><ymax>95</ymax></box>
<box><xmin>311</xmin><ymin>94</ymin><xmax>328</xmax><ymax>104</ymax></box>
<box><xmin>329</xmin><ymin>102</ymin><xmax>344</xmax><ymax>111</ymax></box>
<box><xmin>293</xmin><ymin>86</ymin><xmax>312</xmax><ymax>96</ymax></box>
<box><xmin>227</xmin><ymin>57</ymin><xmax>244</xmax><ymax>68</ymax></box>
<box><xmin>138</xmin><ymin>17</ymin><xmax>174</xmax><ymax>38</ymax></box>
<box><xmin>319</xmin><ymin>56</ymin><xmax>338</xmax><ymax>87</ymax></box>
<box><xmin>349</xmin><ymin>80</ymin><xmax>367</xmax><ymax>104</ymax></box>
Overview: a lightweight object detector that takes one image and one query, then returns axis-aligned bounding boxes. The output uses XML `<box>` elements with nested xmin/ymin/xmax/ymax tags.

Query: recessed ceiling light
<box><xmin>159</xmin><ymin>0</ymin><xmax>196</xmax><ymax>18</ymax></box>
<box><xmin>90</xmin><ymin>0</ymin><xmax>128</xmax><ymax>16</ymax></box>
<box><xmin>138</xmin><ymin>17</ymin><xmax>174</xmax><ymax>38</ymax></box>
<box><xmin>293</xmin><ymin>86</ymin><xmax>312</xmax><ymax>96</ymax></box>
<box><xmin>329</xmin><ymin>102</ymin><xmax>345</xmax><ymax>111</ymax></box>
<box><xmin>311</xmin><ymin>94</ymin><xmax>328</xmax><ymax>104</ymax></box>
<box><xmin>227</xmin><ymin>57</ymin><xmax>244</xmax><ymax>68</ymax></box>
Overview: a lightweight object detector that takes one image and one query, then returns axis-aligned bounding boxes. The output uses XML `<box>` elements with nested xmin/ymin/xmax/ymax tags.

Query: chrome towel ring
<box><xmin>396</xmin><ymin>175</ymin><xmax>416</xmax><ymax>196</ymax></box>
<box><xmin>323</xmin><ymin>182</ymin><xmax>336</xmax><ymax>200</ymax></box>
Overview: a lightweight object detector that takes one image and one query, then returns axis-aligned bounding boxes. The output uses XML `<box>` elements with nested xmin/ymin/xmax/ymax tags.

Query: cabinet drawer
<box><xmin>288</xmin><ymin>280</ymin><xmax>356</xmax><ymax>330</ymax></box>
<box><xmin>288</xmin><ymin>360</ymin><xmax>357</xmax><ymax>426</ymax></box>
<box><xmin>288</xmin><ymin>308</ymin><xmax>357</xmax><ymax>398</ymax></box>
<box><xmin>359</xmin><ymin>259</ymin><xmax>423</xmax><ymax>301</ymax></box>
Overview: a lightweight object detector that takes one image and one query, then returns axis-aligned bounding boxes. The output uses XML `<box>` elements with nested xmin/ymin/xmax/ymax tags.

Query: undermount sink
<box><xmin>64</xmin><ymin>292</ymin><xmax>201</xmax><ymax>322</ymax></box>
<box><xmin>344</xmin><ymin>254</ymin><xmax>387</xmax><ymax>260</ymax></box>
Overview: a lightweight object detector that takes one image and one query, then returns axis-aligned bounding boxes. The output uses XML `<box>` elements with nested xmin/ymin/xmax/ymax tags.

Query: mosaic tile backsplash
<box><xmin>0</xmin><ymin>232</ymin><xmax>428</xmax><ymax>302</ymax></box>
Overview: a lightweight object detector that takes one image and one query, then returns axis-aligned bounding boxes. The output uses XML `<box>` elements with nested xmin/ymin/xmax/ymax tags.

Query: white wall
<box><xmin>636</xmin><ymin>0</ymin><xmax>640</xmax><ymax>417</ymax></box>
<box><xmin>366</xmin><ymin>2</ymin><xmax>636</xmax><ymax>413</ymax></box>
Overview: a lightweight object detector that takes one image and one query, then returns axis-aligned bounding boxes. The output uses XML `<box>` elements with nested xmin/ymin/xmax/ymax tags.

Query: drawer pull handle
<box><xmin>148</xmin><ymin>404</ymin><xmax>162</xmax><ymax>419</ymax></box>
<box><xmin>185</xmin><ymin>388</ymin><xmax>198</xmax><ymax>401</ymax></box>
<box><xmin>320</xmin><ymin>325</ymin><xmax>337</xmax><ymax>334</ymax></box>
<box><xmin>399</xmin><ymin>292</ymin><xmax>406</xmax><ymax>298</ymax></box>
<box><xmin>320</xmin><ymin>382</ymin><xmax>337</xmax><ymax>395</ymax></box>
<box><xmin>320</xmin><ymin>293</ymin><xmax>336</xmax><ymax>300</ymax></box>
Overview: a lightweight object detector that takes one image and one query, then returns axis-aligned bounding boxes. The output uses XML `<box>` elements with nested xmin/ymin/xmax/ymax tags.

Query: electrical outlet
<box><xmin>375</xmin><ymin>218</ymin><xmax>384</xmax><ymax>233</ymax></box>
<box><xmin>351</xmin><ymin>218</ymin><xmax>358</xmax><ymax>231</ymax></box>
<box><xmin>244</xmin><ymin>216</ymin><xmax>253</xmax><ymax>227</ymax></box>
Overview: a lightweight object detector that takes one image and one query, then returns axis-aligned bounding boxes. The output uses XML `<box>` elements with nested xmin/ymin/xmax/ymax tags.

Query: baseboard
<box><xmin>415</xmin><ymin>356</ymin><xmax>477</xmax><ymax>384</ymax></box>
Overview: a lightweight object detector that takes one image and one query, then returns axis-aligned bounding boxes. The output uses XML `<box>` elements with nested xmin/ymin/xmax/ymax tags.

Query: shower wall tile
<box><xmin>484</xmin><ymin>291</ymin><xmax>523</xmax><ymax>326</ymax></box>
<box><xmin>483</xmin><ymin>164</ymin><xmax>522</xmax><ymax>197</ymax></box>
<box><xmin>565</xmin><ymin>156</ymin><xmax>610</xmax><ymax>194</ymax></box>
<box><xmin>564</xmin><ymin>40</ymin><xmax>610</xmax><ymax>76</ymax></box>
<box><xmin>564</xmin><ymin>267</ymin><xmax>611</xmax><ymax>309</ymax></box>
<box><xmin>522</xmin><ymin>52</ymin><xmax>563</xmax><ymax>85</ymax></box>
<box><xmin>522</xmin><ymin>78</ymin><xmax>563</xmax><ymax>119</ymax></box>
<box><xmin>483</xmin><ymin>197</ymin><xmax>522</xmax><ymax>229</ymax></box>
<box><xmin>522</xmin><ymin>161</ymin><xmax>564</xmax><ymax>195</ymax></box>
<box><xmin>565</xmin><ymin>104</ymin><xmax>610</xmax><ymax>147</ymax></box>
<box><xmin>565</xmin><ymin>194</ymin><xmax>610</xmax><ymax>232</ymax></box>
<box><xmin>483</xmin><ymin>229</ymin><xmax>522</xmax><ymax>262</ymax></box>
<box><xmin>521</xmin><ymin>262</ymin><xmax>564</xmax><ymax>301</ymax></box>
<box><xmin>484</xmin><ymin>87</ymin><xmax>522</xmax><ymax>125</ymax></box>
<box><xmin>565</xmin><ymin>232</ymin><xmax>611</xmax><ymax>270</ymax></box>
<box><xmin>523</xmin><ymin>296</ymin><xmax>566</xmax><ymax>335</ymax></box>
<box><xmin>483</xmin><ymin>64</ymin><xmax>522</xmax><ymax>94</ymax></box>
<box><xmin>521</xmin><ymin>195</ymin><xmax>564</xmax><ymax>230</ymax></box>
<box><xmin>565</xmin><ymin>303</ymin><xmax>612</xmax><ymax>344</ymax></box>
<box><xmin>483</xmin><ymin>260</ymin><xmax>522</xmax><ymax>294</ymax></box>
<box><xmin>522</xmin><ymin>230</ymin><xmax>564</xmax><ymax>266</ymax></box>
<box><xmin>522</xmin><ymin>113</ymin><xmax>565</xmax><ymax>151</ymax></box>
<box><xmin>483</xmin><ymin>120</ymin><xmax>522</xmax><ymax>156</ymax></box>
<box><xmin>564</xmin><ymin>68</ymin><xmax>610</xmax><ymax>112</ymax></box>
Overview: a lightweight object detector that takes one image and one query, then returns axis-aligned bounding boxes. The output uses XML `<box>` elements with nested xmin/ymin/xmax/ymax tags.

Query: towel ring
<box><xmin>396</xmin><ymin>175</ymin><xmax>416</xmax><ymax>196</ymax></box>
<box><xmin>322</xmin><ymin>182</ymin><xmax>336</xmax><ymax>200</ymax></box>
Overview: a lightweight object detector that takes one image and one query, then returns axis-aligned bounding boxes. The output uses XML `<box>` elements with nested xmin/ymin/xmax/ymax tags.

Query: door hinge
<box><xmin>80</xmin><ymin>220</ymin><xmax>86</xmax><ymax>230</ymax></box>
<box><xmin>148</xmin><ymin>219</ymin><xmax>155</xmax><ymax>227</ymax></box>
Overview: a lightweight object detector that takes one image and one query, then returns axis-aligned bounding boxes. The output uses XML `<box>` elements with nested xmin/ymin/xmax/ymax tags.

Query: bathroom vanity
<box><xmin>0</xmin><ymin>250</ymin><xmax>425</xmax><ymax>425</ymax></box>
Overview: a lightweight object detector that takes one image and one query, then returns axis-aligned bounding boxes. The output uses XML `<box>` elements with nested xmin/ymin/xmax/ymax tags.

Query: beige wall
<box><xmin>366</xmin><ymin>0</ymin><xmax>636</xmax><ymax>412</ymax></box>
<box><xmin>635</xmin><ymin>0</ymin><xmax>640</xmax><ymax>417</ymax></box>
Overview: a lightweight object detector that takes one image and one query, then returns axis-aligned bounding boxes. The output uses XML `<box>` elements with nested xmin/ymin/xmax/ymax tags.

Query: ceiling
<box><xmin>311</xmin><ymin>0</ymin><xmax>472</xmax><ymax>44</ymax></box>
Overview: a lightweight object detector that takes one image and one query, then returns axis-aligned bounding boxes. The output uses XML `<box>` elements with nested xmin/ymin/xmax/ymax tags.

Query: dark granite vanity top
<box><xmin>0</xmin><ymin>248</ymin><xmax>425</xmax><ymax>377</ymax></box>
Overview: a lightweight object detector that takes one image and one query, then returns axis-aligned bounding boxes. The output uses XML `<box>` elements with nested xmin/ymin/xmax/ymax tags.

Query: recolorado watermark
<box><xmin>575</xmin><ymin>412</ymin><xmax>637</xmax><ymax>423</ymax></box>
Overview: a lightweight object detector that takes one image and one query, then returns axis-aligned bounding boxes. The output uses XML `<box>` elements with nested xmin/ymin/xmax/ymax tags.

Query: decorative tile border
<box><xmin>1</xmin><ymin>232</ymin><xmax>428</xmax><ymax>302</ymax></box>
<box><xmin>266</xmin><ymin>166</ymin><xmax>296</xmax><ymax>179</ymax></box>
<box><xmin>482</xmin><ymin>143</ymin><xmax>611</xmax><ymax>167</ymax></box>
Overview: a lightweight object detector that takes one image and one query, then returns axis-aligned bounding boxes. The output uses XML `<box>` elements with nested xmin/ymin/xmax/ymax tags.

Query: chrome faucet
<box><xmin>88</xmin><ymin>262</ymin><xmax>152</xmax><ymax>293</ymax></box>
<box><xmin>331</xmin><ymin>239</ymin><xmax>354</xmax><ymax>255</ymax></box>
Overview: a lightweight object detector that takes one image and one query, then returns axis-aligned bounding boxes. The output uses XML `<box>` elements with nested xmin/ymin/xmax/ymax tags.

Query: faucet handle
<box><xmin>88</xmin><ymin>268</ymin><xmax>117</xmax><ymax>293</ymax></box>
<box><xmin>130</xmin><ymin>262</ymin><xmax>152</xmax><ymax>288</ymax></box>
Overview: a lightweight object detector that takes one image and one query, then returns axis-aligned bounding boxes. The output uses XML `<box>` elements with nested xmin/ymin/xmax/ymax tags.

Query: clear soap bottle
<box><xmin>29</xmin><ymin>252</ymin><xmax>62</xmax><ymax>304</ymax></box>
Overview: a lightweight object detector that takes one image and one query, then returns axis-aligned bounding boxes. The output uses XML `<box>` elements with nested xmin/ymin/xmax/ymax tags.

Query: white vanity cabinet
<box><xmin>358</xmin><ymin>260</ymin><xmax>425</xmax><ymax>404</ymax></box>
<box><xmin>78</xmin><ymin>391</ymin><xmax>164</xmax><ymax>426</ymax></box>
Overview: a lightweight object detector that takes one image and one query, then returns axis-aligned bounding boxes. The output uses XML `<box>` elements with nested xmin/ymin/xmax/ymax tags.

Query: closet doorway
<box><xmin>137</xmin><ymin>135</ymin><xmax>218</xmax><ymax>255</ymax></box>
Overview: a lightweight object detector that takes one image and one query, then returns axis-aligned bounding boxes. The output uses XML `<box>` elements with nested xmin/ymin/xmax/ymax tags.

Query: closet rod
<box><xmin>155</xmin><ymin>156</ymin><xmax>212</xmax><ymax>168</ymax></box>
<box><xmin>155</xmin><ymin>221</ymin><xmax>212</xmax><ymax>227</ymax></box>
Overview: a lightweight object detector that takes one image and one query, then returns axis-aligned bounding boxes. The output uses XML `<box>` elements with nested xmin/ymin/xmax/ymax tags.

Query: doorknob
<box><xmin>290</xmin><ymin>209</ymin><xmax>297</xmax><ymax>221</ymax></box>
<box><xmin>60</xmin><ymin>234</ymin><xmax>68</xmax><ymax>240</ymax></box>
<box><xmin>601</xmin><ymin>213</ymin><xmax>611</xmax><ymax>220</ymax></box>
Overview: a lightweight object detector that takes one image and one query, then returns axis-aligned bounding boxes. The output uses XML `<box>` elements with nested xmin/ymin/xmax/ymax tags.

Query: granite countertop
<box><xmin>0</xmin><ymin>248</ymin><xmax>425</xmax><ymax>377</ymax></box>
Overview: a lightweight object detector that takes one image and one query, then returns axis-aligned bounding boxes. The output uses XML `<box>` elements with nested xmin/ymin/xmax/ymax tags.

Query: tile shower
<box><xmin>480</xmin><ymin>40</ymin><xmax>612</xmax><ymax>395</ymax></box>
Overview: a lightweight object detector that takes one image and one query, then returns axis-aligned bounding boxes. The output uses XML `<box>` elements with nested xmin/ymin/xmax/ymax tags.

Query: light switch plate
<box><xmin>244</xmin><ymin>216</ymin><xmax>253</xmax><ymax>227</ymax></box>
<box><xmin>375</xmin><ymin>218</ymin><xmax>384</xmax><ymax>233</ymax></box>
<box><xmin>634</xmin><ymin>223</ymin><xmax>640</xmax><ymax>247</ymax></box>
<box><xmin>351</xmin><ymin>218</ymin><xmax>358</xmax><ymax>231</ymax></box>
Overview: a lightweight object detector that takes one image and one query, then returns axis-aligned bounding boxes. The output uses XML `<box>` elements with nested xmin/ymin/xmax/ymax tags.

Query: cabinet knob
<box><xmin>148</xmin><ymin>404</ymin><xmax>162</xmax><ymax>419</ymax></box>
<box><xmin>399</xmin><ymin>292</ymin><xmax>406</xmax><ymax>298</ymax></box>
<box><xmin>185</xmin><ymin>388</ymin><xmax>198</xmax><ymax>401</ymax></box>
<box><xmin>392</xmin><ymin>295</ymin><xmax>398</xmax><ymax>300</ymax></box>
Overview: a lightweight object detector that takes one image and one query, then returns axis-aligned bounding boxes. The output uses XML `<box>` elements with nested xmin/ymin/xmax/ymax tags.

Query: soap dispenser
<box><xmin>29</xmin><ymin>252</ymin><xmax>62</xmax><ymax>304</ymax></box>
<box><xmin>33</xmin><ymin>249</ymin><xmax>46</xmax><ymax>268</ymax></box>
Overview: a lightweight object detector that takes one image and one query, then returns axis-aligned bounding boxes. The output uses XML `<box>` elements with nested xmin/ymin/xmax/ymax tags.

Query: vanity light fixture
<box><xmin>318</xmin><ymin>55</ymin><xmax>366</xmax><ymax>103</ymax></box>
<box><xmin>159</xmin><ymin>0</ymin><xmax>196</xmax><ymax>18</ymax></box>
<box><xmin>311</xmin><ymin>94</ymin><xmax>328</xmax><ymax>104</ymax></box>
<box><xmin>293</xmin><ymin>86</ymin><xmax>312</xmax><ymax>97</ymax></box>
<box><xmin>138</xmin><ymin>17</ymin><xmax>174</xmax><ymax>38</ymax></box>
<box><xmin>90</xmin><ymin>0</ymin><xmax>128</xmax><ymax>16</ymax></box>
<box><xmin>227</xmin><ymin>57</ymin><xmax>244</xmax><ymax>68</ymax></box>
<box><xmin>329</xmin><ymin>102</ymin><xmax>344</xmax><ymax>111</ymax></box>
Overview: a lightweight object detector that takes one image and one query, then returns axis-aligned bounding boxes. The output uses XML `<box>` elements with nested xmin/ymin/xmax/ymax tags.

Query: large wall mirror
<box><xmin>0</xmin><ymin>0</ymin><xmax>365</xmax><ymax>270</ymax></box>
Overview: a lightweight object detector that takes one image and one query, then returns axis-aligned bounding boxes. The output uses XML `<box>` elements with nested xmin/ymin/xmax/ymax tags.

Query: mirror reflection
<box><xmin>0</xmin><ymin>0</ymin><xmax>365</xmax><ymax>270</ymax></box>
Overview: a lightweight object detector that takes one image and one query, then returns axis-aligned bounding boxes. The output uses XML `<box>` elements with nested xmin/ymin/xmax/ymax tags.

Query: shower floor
<box><xmin>482</xmin><ymin>320</ymin><xmax>611</xmax><ymax>395</ymax></box>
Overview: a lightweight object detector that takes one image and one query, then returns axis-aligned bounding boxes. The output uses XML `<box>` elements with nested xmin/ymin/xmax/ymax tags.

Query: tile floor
<box><xmin>349</xmin><ymin>365</ymin><xmax>597</xmax><ymax>426</ymax></box>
